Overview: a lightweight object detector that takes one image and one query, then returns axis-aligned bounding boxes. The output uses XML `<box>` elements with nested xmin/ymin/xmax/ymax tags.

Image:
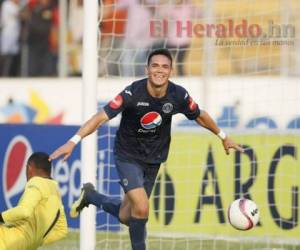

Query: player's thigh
<box><xmin>114</xmin><ymin>156</ymin><xmax>144</xmax><ymax>193</ymax></box>
<box><xmin>143</xmin><ymin>165</ymin><xmax>160</xmax><ymax>198</ymax></box>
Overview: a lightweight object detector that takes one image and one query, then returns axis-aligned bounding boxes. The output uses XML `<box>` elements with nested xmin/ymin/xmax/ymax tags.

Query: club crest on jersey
<box><xmin>188</xmin><ymin>97</ymin><xmax>198</xmax><ymax>111</ymax></box>
<box><xmin>109</xmin><ymin>95</ymin><xmax>123</xmax><ymax>109</ymax></box>
<box><xmin>140</xmin><ymin>112</ymin><xmax>162</xmax><ymax>129</ymax></box>
<box><xmin>162</xmin><ymin>103</ymin><xmax>173</xmax><ymax>114</ymax></box>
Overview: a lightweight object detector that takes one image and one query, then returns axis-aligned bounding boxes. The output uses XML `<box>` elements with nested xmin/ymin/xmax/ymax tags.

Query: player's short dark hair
<box><xmin>147</xmin><ymin>48</ymin><xmax>173</xmax><ymax>66</ymax></box>
<box><xmin>27</xmin><ymin>152</ymin><xmax>51</xmax><ymax>175</ymax></box>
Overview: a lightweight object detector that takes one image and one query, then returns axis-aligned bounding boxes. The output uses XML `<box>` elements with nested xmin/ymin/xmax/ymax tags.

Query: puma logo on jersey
<box><xmin>125</xmin><ymin>90</ymin><xmax>132</xmax><ymax>96</ymax></box>
<box><xmin>137</xmin><ymin>102</ymin><xmax>149</xmax><ymax>106</ymax></box>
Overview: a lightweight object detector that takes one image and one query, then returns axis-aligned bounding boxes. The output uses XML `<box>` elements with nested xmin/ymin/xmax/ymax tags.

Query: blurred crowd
<box><xmin>0</xmin><ymin>0</ymin><xmax>201</xmax><ymax>77</ymax></box>
<box><xmin>0</xmin><ymin>0</ymin><xmax>58</xmax><ymax>77</ymax></box>
<box><xmin>99</xmin><ymin>0</ymin><xmax>201</xmax><ymax>77</ymax></box>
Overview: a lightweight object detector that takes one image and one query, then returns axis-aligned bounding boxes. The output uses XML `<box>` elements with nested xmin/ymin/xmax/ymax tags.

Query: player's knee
<box><xmin>132</xmin><ymin>202</ymin><xmax>149</xmax><ymax>218</ymax></box>
<box><xmin>119</xmin><ymin>198</ymin><xmax>131</xmax><ymax>220</ymax></box>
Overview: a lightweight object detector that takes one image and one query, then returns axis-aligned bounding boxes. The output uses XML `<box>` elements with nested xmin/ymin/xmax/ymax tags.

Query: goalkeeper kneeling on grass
<box><xmin>50</xmin><ymin>49</ymin><xmax>244</xmax><ymax>250</ymax></box>
<box><xmin>0</xmin><ymin>152</ymin><xmax>68</xmax><ymax>250</ymax></box>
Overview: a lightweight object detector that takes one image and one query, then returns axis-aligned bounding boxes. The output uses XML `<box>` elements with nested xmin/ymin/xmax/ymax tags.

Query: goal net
<box><xmin>77</xmin><ymin>0</ymin><xmax>300</xmax><ymax>249</ymax></box>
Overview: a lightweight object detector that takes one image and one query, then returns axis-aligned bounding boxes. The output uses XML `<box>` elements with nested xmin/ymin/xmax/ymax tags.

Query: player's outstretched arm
<box><xmin>0</xmin><ymin>183</ymin><xmax>42</xmax><ymax>224</ymax></box>
<box><xmin>49</xmin><ymin>110</ymin><xmax>110</xmax><ymax>161</ymax></box>
<box><xmin>195</xmin><ymin>110</ymin><xmax>244</xmax><ymax>155</ymax></box>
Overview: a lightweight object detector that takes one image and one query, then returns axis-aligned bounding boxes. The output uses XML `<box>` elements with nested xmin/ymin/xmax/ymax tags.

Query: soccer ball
<box><xmin>228</xmin><ymin>198</ymin><xmax>259</xmax><ymax>230</ymax></box>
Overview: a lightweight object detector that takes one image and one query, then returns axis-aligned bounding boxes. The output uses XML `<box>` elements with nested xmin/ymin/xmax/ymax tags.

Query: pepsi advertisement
<box><xmin>0</xmin><ymin>124</ymin><xmax>121</xmax><ymax>230</ymax></box>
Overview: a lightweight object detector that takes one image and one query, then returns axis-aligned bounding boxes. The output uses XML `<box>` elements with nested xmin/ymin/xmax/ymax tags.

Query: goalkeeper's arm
<box><xmin>0</xmin><ymin>184</ymin><xmax>41</xmax><ymax>224</ymax></box>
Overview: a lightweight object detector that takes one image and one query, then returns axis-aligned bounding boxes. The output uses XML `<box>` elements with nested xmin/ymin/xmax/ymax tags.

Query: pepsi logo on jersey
<box><xmin>140</xmin><ymin>112</ymin><xmax>162</xmax><ymax>130</ymax></box>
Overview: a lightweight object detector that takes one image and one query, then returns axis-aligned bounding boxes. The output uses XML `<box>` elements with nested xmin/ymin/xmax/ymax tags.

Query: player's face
<box><xmin>146</xmin><ymin>55</ymin><xmax>172</xmax><ymax>88</ymax></box>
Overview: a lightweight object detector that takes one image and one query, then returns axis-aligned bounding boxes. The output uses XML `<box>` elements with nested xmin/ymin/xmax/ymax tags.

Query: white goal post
<box><xmin>80</xmin><ymin>0</ymin><xmax>99</xmax><ymax>250</ymax></box>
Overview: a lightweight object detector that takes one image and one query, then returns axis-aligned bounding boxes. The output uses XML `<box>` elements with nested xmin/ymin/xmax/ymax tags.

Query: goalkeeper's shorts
<box><xmin>115</xmin><ymin>155</ymin><xmax>160</xmax><ymax>198</ymax></box>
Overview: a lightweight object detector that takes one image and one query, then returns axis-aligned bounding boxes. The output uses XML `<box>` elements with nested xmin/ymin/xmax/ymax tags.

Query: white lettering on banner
<box><xmin>53</xmin><ymin>160</ymin><xmax>81</xmax><ymax>208</ymax></box>
<box><xmin>68</xmin><ymin>160</ymin><xmax>81</xmax><ymax>208</ymax></box>
<box><xmin>53</xmin><ymin>161</ymin><xmax>69</xmax><ymax>196</ymax></box>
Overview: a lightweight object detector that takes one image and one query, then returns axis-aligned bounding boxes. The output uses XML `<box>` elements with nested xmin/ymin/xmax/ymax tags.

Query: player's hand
<box><xmin>49</xmin><ymin>141</ymin><xmax>76</xmax><ymax>162</ymax></box>
<box><xmin>222</xmin><ymin>137</ymin><xmax>244</xmax><ymax>155</ymax></box>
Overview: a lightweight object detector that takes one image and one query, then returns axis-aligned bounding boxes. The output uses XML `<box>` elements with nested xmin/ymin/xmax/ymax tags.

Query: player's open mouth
<box><xmin>154</xmin><ymin>74</ymin><xmax>166</xmax><ymax>80</ymax></box>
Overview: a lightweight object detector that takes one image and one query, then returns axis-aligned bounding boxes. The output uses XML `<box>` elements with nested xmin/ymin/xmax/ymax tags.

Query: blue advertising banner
<box><xmin>0</xmin><ymin>124</ymin><xmax>120</xmax><ymax>230</ymax></box>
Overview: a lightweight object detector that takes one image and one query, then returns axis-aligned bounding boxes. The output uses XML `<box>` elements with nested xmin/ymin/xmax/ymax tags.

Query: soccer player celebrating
<box><xmin>0</xmin><ymin>152</ymin><xmax>68</xmax><ymax>250</ymax></box>
<box><xmin>50</xmin><ymin>49</ymin><xmax>244</xmax><ymax>250</ymax></box>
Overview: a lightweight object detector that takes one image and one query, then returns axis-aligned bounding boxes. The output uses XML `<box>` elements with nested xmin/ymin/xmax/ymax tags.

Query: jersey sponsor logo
<box><xmin>189</xmin><ymin>97</ymin><xmax>198</xmax><ymax>111</ymax></box>
<box><xmin>137</xmin><ymin>102</ymin><xmax>150</xmax><ymax>107</ymax></box>
<box><xmin>140</xmin><ymin>111</ymin><xmax>162</xmax><ymax>129</ymax></box>
<box><xmin>162</xmin><ymin>103</ymin><xmax>173</xmax><ymax>114</ymax></box>
<box><xmin>138</xmin><ymin>128</ymin><xmax>157</xmax><ymax>133</ymax></box>
<box><xmin>109</xmin><ymin>95</ymin><xmax>123</xmax><ymax>109</ymax></box>
<box><xmin>3</xmin><ymin>135</ymin><xmax>33</xmax><ymax>208</ymax></box>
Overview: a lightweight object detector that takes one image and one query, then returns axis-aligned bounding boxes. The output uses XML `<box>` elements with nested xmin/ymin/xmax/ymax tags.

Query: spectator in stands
<box><xmin>68</xmin><ymin>0</ymin><xmax>83</xmax><ymax>75</ymax></box>
<box><xmin>0</xmin><ymin>0</ymin><xmax>21</xmax><ymax>76</ymax></box>
<box><xmin>119</xmin><ymin>0</ymin><xmax>157</xmax><ymax>77</ymax></box>
<box><xmin>48</xmin><ymin>0</ymin><xmax>58</xmax><ymax>76</ymax></box>
<box><xmin>99</xmin><ymin>0</ymin><xmax>127</xmax><ymax>76</ymax></box>
<box><xmin>157</xmin><ymin>0</ymin><xmax>202</xmax><ymax>76</ymax></box>
<box><xmin>22</xmin><ymin>0</ymin><xmax>55</xmax><ymax>76</ymax></box>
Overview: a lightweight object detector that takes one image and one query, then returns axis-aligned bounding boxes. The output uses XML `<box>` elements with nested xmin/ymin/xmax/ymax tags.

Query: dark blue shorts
<box><xmin>114</xmin><ymin>155</ymin><xmax>160</xmax><ymax>198</ymax></box>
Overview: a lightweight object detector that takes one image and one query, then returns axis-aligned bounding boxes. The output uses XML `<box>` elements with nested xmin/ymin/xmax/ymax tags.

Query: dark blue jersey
<box><xmin>103</xmin><ymin>78</ymin><xmax>201</xmax><ymax>164</ymax></box>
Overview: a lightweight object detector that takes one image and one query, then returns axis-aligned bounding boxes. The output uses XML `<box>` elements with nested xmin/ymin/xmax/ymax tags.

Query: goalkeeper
<box><xmin>0</xmin><ymin>152</ymin><xmax>68</xmax><ymax>250</ymax></box>
<box><xmin>50</xmin><ymin>49</ymin><xmax>243</xmax><ymax>250</ymax></box>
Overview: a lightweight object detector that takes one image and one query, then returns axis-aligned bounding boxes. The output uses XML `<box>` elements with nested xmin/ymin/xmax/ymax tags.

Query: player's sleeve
<box><xmin>42</xmin><ymin>206</ymin><xmax>68</xmax><ymax>245</ymax></box>
<box><xmin>103</xmin><ymin>85</ymin><xmax>133</xmax><ymax>119</ymax></box>
<box><xmin>1</xmin><ymin>183</ymin><xmax>42</xmax><ymax>224</ymax></box>
<box><xmin>178</xmin><ymin>88</ymin><xmax>201</xmax><ymax>120</ymax></box>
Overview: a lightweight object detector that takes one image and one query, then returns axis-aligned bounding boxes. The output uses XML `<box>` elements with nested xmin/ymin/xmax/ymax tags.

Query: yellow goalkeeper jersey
<box><xmin>0</xmin><ymin>176</ymin><xmax>68</xmax><ymax>250</ymax></box>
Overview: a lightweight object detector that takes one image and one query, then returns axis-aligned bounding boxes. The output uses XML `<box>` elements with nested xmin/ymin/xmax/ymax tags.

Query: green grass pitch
<box><xmin>42</xmin><ymin>231</ymin><xmax>300</xmax><ymax>250</ymax></box>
